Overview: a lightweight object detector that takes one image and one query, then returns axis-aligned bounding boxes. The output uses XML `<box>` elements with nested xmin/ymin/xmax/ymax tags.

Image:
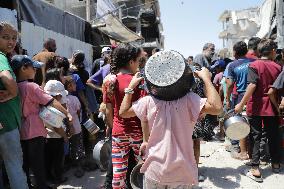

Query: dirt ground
<box><xmin>59</xmin><ymin>138</ymin><xmax>284</xmax><ymax>189</ymax></box>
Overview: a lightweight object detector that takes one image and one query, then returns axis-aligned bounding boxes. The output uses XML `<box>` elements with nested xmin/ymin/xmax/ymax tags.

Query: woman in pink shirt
<box><xmin>119</xmin><ymin>68</ymin><xmax>222</xmax><ymax>188</ymax></box>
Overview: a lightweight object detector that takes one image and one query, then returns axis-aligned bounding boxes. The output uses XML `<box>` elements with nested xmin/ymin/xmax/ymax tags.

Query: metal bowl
<box><xmin>144</xmin><ymin>50</ymin><xmax>195</xmax><ymax>101</ymax></box>
<box><xmin>93</xmin><ymin>139</ymin><xmax>111</xmax><ymax>171</ymax></box>
<box><xmin>224</xmin><ymin>110</ymin><xmax>250</xmax><ymax>140</ymax></box>
<box><xmin>130</xmin><ymin>162</ymin><xmax>144</xmax><ymax>189</ymax></box>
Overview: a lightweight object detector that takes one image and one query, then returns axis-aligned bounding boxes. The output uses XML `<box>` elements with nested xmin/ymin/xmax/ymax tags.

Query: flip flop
<box><xmin>243</xmin><ymin>169</ymin><xmax>263</xmax><ymax>183</ymax></box>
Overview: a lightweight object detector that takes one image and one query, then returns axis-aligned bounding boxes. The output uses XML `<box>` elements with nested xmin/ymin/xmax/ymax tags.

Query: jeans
<box><xmin>248</xmin><ymin>116</ymin><xmax>281</xmax><ymax>166</ymax></box>
<box><xmin>0</xmin><ymin>129</ymin><xmax>28</xmax><ymax>189</ymax></box>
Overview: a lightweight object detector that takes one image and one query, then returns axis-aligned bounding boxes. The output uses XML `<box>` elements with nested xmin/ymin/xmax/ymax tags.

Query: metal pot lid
<box><xmin>145</xmin><ymin>50</ymin><xmax>185</xmax><ymax>87</ymax></box>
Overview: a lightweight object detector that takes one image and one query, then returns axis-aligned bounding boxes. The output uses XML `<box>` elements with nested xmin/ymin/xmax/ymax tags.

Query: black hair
<box><xmin>43</xmin><ymin>38</ymin><xmax>55</xmax><ymax>48</ymax></box>
<box><xmin>248</xmin><ymin>37</ymin><xmax>261</xmax><ymax>51</ymax></box>
<box><xmin>152</xmin><ymin>48</ymin><xmax>160</xmax><ymax>53</ymax></box>
<box><xmin>188</xmin><ymin>56</ymin><xmax>193</xmax><ymax>60</ymax></box>
<box><xmin>233</xmin><ymin>41</ymin><xmax>248</xmax><ymax>57</ymax></box>
<box><xmin>73</xmin><ymin>51</ymin><xmax>85</xmax><ymax>70</ymax></box>
<box><xmin>203</xmin><ymin>43</ymin><xmax>215</xmax><ymax>51</ymax></box>
<box><xmin>13</xmin><ymin>65</ymin><xmax>30</xmax><ymax>79</ymax></box>
<box><xmin>45</xmin><ymin>68</ymin><xmax>61</xmax><ymax>83</ymax></box>
<box><xmin>64</xmin><ymin>76</ymin><xmax>74</xmax><ymax>90</ymax></box>
<box><xmin>110</xmin><ymin>44</ymin><xmax>141</xmax><ymax>74</ymax></box>
<box><xmin>257</xmin><ymin>39</ymin><xmax>277</xmax><ymax>57</ymax></box>
<box><xmin>224</xmin><ymin>58</ymin><xmax>233</xmax><ymax>67</ymax></box>
<box><xmin>54</xmin><ymin>56</ymin><xmax>70</xmax><ymax>76</ymax></box>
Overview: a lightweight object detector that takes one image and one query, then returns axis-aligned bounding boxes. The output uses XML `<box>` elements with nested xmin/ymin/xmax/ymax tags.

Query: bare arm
<box><xmin>119</xmin><ymin>73</ymin><xmax>143</xmax><ymax>118</ymax></box>
<box><xmin>267</xmin><ymin>88</ymin><xmax>280</xmax><ymax>114</ymax></box>
<box><xmin>200</xmin><ymin>75</ymin><xmax>223</xmax><ymax>115</ymax></box>
<box><xmin>86</xmin><ymin>79</ymin><xmax>102</xmax><ymax>91</ymax></box>
<box><xmin>0</xmin><ymin>70</ymin><xmax>18</xmax><ymax>102</ymax></box>
<box><xmin>219</xmin><ymin>84</ymin><xmax>224</xmax><ymax>100</ymax></box>
<box><xmin>105</xmin><ymin>103</ymin><xmax>113</xmax><ymax>129</ymax></box>
<box><xmin>225</xmin><ymin>78</ymin><xmax>233</xmax><ymax>109</ymax></box>
<box><xmin>105</xmin><ymin>103</ymin><xmax>113</xmax><ymax>137</ymax></box>
<box><xmin>50</xmin><ymin>99</ymin><xmax>72</xmax><ymax>122</ymax></box>
<box><xmin>141</xmin><ymin>120</ymin><xmax>150</xmax><ymax>142</ymax></box>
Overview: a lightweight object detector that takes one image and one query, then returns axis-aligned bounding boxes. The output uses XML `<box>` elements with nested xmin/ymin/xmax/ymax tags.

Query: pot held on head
<box><xmin>144</xmin><ymin>50</ymin><xmax>195</xmax><ymax>101</ymax></box>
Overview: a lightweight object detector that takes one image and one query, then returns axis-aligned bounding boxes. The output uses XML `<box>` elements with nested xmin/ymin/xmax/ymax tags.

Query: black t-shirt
<box><xmin>247</xmin><ymin>66</ymin><xmax>259</xmax><ymax>84</ymax></box>
<box><xmin>272</xmin><ymin>69</ymin><xmax>284</xmax><ymax>89</ymax></box>
<box><xmin>272</xmin><ymin>69</ymin><xmax>284</xmax><ymax>97</ymax></box>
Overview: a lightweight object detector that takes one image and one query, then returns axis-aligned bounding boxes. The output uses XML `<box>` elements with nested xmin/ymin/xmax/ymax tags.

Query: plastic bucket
<box><xmin>39</xmin><ymin>106</ymin><xmax>66</xmax><ymax>128</ymax></box>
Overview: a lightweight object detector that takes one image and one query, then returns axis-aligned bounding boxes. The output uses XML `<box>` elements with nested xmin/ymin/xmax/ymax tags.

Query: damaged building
<box><xmin>219</xmin><ymin>0</ymin><xmax>284</xmax><ymax>54</ymax></box>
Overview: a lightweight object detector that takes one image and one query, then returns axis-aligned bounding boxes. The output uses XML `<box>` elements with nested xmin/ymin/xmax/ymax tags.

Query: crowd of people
<box><xmin>0</xmin><ymin>20</ymin><xmax>283</xmax><ymax>189</ymax></box>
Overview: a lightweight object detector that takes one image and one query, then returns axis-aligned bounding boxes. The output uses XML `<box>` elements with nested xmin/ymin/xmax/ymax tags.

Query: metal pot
<box><xmin>93</xmin><ymin>138</ymin><xmax>111</xmax><ymax>171</ymax></box>
<box><xmin>224</xmin><ymin>110</ymin><xmax>250</xmax><ymax>140</ymax></box>
<box><xmin>130</xmin><ymin>161</ymin><xmax>144</xmax><ymax>189</ymax></box>
<box><xmin>144</xmin><ymin>50</ymin><xmax>195</xmax><ymax>101</ymax></box>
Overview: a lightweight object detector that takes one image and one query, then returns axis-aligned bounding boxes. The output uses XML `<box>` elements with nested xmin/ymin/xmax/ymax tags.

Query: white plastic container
<box><xmin>83</xmin><ymin>118</ymin><xmax>100</xmax><ymax>135</ymax></box>
<box><xmin>39</xmin><ymin>106</ymin><xmax>66</xmax><ymax>128</ymax></box>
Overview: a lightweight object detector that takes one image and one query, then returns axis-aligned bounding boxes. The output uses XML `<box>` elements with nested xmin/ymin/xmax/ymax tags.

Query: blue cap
<box><xmin>11</xmin><ymin>55</ymin><xmax>43</xmax><ymax>70</ymax></box>
<box><xmin>210</xmin><ymin>59</ymin><xmax>226</xmax><ymax>70</ymax></box>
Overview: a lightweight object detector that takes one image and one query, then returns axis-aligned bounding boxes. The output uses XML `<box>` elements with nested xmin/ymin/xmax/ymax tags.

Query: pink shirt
<box><xmin>66</xmin><ymin>95</ymin><xmax>81</xmax><ymax>134</ymax></box>
<box><xmin>18</xmin><ymin>81</ymin><xmax>53</xmax><ymax>140</ymax></box>
<box><xmin>132</xmin><ymin>92</ymin><xmax>207</xmax><ymax>186</ymax></box>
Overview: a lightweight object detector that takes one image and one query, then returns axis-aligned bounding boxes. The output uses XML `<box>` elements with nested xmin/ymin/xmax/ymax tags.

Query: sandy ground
<box><xmin>58</xmin><ymin>139</ymin><xmax>284</xmax><ymax>189</ymax></box>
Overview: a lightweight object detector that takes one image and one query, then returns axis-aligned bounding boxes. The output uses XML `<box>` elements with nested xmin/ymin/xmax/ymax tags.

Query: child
<box><xmin>119</xmin><ymin>67</ymin><xmax>222</xmax><ymax>188</ymax></box>
<box><xmin>44</xmin><ymin>79</ymin><xmax>70</xmax><ymax>185</ymax></box>
<box><xmin>0</xmin><ymin>22</ymin><xmax>28</xmax><ymax>189</ymax></box>
<box><xmin>235</xmin><ymin>39</ymin><xmax>282</xmax><ymax>182</ymax></box>
<box><xmin>64</xmin><ymin>76</ymin><xmax>85</xmax><ymax>178</ymax></box>
<box><xmin>104</xmin><ymin>44</ymin><xmax>145</xmax><ymax>189</ymax></box>
<box><xmin>11</xmin><ymin>55</ymin><xmax>70</xmax><ymax>189</ymax></box>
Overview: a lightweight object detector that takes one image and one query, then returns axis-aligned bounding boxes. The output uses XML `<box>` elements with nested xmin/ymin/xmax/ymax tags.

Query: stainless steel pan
<box><xmin>130</xmin><ymin>161</ymin><xmax>144</xmax><ymax>189</ymax></box>
<box><xmin>93</xmin><ymin>138</ymin><xmax>111</xmax><ymax>171</ymax></box>
<box><xmin>224</xmin><ymin>110</ymin><xmax>250</xmax><ymax>140</ymax></box>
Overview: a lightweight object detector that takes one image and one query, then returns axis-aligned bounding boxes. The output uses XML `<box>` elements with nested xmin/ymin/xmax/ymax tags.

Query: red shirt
<box><xmin>246</xmin><ymin>60</ymin><xmax>281</xmax><ymax>116</ymax></box>
<box><xmin>104</xmin><ymin>73</ymin><xmax>146</xmax><ymax>135</ymax></box>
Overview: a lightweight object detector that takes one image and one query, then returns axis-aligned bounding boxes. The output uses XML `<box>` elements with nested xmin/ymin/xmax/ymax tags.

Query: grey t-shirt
<box><xmin>193</xmin><ymin>54</ymin><xmax>210</xmax><ymax>68</ymax></box>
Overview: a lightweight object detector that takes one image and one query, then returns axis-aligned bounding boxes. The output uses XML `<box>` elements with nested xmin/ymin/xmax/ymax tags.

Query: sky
<box><xmin>159</xmin><ymin>0</ymin><xmax>264</xmax><ymax>58</ymax></box>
